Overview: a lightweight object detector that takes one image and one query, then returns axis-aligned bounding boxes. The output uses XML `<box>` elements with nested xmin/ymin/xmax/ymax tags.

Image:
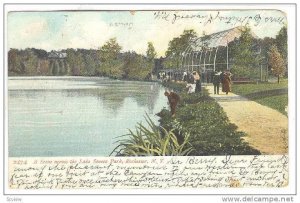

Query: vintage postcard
<box><xmin>2</xmin><ymin>2</ymin><xmax>298</xmax><ymax>200</ymax></box>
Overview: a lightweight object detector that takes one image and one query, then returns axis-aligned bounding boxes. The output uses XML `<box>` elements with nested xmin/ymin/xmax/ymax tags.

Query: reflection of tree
<box><xmin>63</xmin><ymin>81</ymin><xmax>162</xmax><ymax>115</ymax></box>
<box><xmin>9</xmin><ymin>90</ymin><xmax>42</xmax><ymax>99</ymax></box>
<box><xmin>133</xmin><ymin>83</ymin><xmax>160</xmax><ymax>114</ymax></box>
<box><xmin>63</xmin><ymin>89</ymin><xmax>125</xmax><ymax>114</ymax></box>
<box><xmin>9</xmin><ymin>79</ymin><xmax>163</xmax><ymax>117</ymax></box>
<box><xmin>100</xmin><ymin>91</ymin><xmax>126</xmax><ymax>114</ymax></box>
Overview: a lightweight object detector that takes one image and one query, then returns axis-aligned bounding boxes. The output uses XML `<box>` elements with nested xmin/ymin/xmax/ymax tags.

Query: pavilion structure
<box><xmin>180</xmin><ymin>26</ymin><xmax>258</xmax><ymax>74</ymax></box>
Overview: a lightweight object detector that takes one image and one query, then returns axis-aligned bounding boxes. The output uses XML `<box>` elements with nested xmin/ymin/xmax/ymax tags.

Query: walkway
<box><xmin>205</xmin><ymin>85</ymin><xmax>288</xmax><ymax>155</ymax></box>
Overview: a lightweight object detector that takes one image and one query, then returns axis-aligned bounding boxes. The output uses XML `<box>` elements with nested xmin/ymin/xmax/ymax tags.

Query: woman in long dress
<box><xmin>192</xmin><ymin>71</ymin><xmax>201</xmax><ymax>93</ymax></box>
<box><xmin>223</xmin><ymin>73</ymin><xmax>231</xmax><ymax>95</ymax></box>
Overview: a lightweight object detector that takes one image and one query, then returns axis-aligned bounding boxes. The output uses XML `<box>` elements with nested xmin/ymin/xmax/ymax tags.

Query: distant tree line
<box><xmin>8</xmin><ymin>26</ymin><xmax>287</xmax><ymax>82</ymax></box>
<box><xmin>8</xmin><ymin>38</ymin><xmax>157</xmax><ymax>81</ymax></box>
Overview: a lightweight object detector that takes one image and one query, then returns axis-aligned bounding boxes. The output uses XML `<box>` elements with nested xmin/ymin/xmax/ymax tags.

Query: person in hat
<box><xmin>213</xmin><ymin>71</ymin><xmax>221</xmax><ymax>94</ymax></box>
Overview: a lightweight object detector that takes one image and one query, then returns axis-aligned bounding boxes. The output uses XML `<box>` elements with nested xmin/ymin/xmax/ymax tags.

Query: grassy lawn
<box><xmin>256</xmin><ymin>94</ymin><xmax>288</xmax><ymax>116</ymax></box>
<box><xmin>232</xmin><ymin>79</ymin><xmax>287</xmax><ymax>95</ymax></box>
<box><xmin>231</xmin><ymin>79</ymin><xmax>288</xmax><ymax>116</ymax></box>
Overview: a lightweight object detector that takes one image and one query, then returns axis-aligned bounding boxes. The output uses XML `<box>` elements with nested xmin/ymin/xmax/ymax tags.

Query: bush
<box><xmin>162</xmin><ymin>81</ymin><xmax>187</xmax><ymax>92</ymax></box>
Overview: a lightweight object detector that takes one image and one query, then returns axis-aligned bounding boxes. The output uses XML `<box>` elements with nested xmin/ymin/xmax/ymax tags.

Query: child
<box><xmin>186</xmin><ymin>83</ymin><xmax>196</xmax><ymax>94</ymax></box>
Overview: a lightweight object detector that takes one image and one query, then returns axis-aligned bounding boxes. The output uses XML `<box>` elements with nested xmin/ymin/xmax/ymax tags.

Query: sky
<box><xmin>7</xmin><ymin>10</ymin><xmax>287</xmax><ymax>56</ymax></box>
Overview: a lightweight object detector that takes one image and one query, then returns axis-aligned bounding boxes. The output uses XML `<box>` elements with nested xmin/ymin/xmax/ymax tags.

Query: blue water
<box><xmin>8</xmin><ymin>77</ymin><xmax>168</xmax><ymax>157</ymax></box>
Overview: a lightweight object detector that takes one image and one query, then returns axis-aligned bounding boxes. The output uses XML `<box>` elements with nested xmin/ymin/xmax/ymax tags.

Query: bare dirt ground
<box><xmin>205</xmin><ymin>85</ymin><xmax>288</xmax><ymax>155</ymax></box>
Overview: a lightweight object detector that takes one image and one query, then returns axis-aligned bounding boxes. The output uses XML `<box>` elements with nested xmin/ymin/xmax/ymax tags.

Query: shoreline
<box><xmin>7</xmin><ymin>75</ymin><xmax>160</xmax><ymax>83</ymax></box>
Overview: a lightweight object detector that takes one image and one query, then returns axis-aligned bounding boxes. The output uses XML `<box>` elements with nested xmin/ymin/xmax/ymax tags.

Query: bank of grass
<box><xmin>232</xmin><ymin>79</ymin><xmax>288</xmax><ymax>116</ymax></box>
<box><xmin>232</xmin><ymin>79</ymin><xmax>288</xmax><ymax>95</ymax></box>
<box><xmin>112</xmin><ymin>81</ymin><xmax>260</xmax><ymax>156</ymax></box>
<box><xmin>255</xmin><ymin>95</ymin><xmax>288</xmax><ymax>116</ymax></box>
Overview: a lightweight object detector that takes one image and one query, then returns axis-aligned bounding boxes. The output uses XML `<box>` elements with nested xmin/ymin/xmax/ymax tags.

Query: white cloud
<box><xmin>49</xmin><ymin>13</ymin><xmax>115</xmax><ymax>50</ymax></box>
<box><xmin>7</xmin><ymin>10</ymin><xmax>287</xmax><ymax>54</ymax></box>
<box><xmin>20</xmin><ymin>20</ymin><xmax>48</xmax><ymax>39</ymax></box>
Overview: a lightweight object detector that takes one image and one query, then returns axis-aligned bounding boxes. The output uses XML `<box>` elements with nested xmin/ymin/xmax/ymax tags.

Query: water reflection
<box><xmin>8</xmin><ymin>77</ymin><xmax>167</xmax><ymax>157</ymax></box>
<box><xmin>10</xmin><ymin>81</ymin><xmax>161</xmax><ymax>114</ymax></box>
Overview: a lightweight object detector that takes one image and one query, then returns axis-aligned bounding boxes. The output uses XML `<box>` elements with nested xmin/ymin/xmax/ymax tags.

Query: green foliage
<box><xmin>123</xmin><ymin>52</ymin><xmax>153</xmax><ymax>80</ymax></box>
<box><xmin>230</xmin><ymin>26</ymin><xmax>260</xmax><ymax>78</ymax></box>
<box><xmin>111</xmin><ymin>114</ymin><xmax>194</xmax><ymax>156</ymax></box>
<box><xmin>82</xmin><ymin>53</ymin><xmax>97</xmax><ymax>76</ymax></box>
<box><xmin>164</xmin><ymin>29</ymin><xmax>197</xmax><ymax>69</ymax></box>
<box><xmin>8</xmin><ymin>37</ymin><xmax>155</xmax><ymax>80</ymax></box>
<box><xmin>98</xmin><ymin>38</ymin><xmax>123</xmax><ymax>77</ymax></box>
<box><xmin>232</xmin><ymin>80</ymin><xmax>287</xmax><ymax>95</ymax></box>
<box><xmin>230</xmin><ymin>65</ymin><xmax>260</xmax><ymax>79</ymax></box>
<box><xmin>162</xmin><ymin>81</ymin><xmax>187</xmax><ymax>92</ymax></box>
<box><xmin>256</xmin><ymin>94</ymin><xmax>288</xmax><ymax>116</ymax></box>
<box><xmin>65</xmin><ymin>49</ymin><xmax>85</xmax><ymax>76</ymax></box>
<box><xmin>146</xmin><ymin>42</ymin><xmax>157</xmax><ymax>61</ymax></box>
<box><xmin>8</xmin><ymin>49</ymin><xmax>22</xmax><ymax>74</ymax></box>
<box><xmin>8</xmin><ymin>46</ymin><xmax>154</xmax><ymax>80</ymax></box>
<box><xmin>275</xmin><ymin>26</ymin><xmax>287</xmax><ymax>65</ymax></box>
<box><xmin>268</xmin><ymin>45</ymin><xmax>286</xmax><ymax>83</ymax></box>
<box><xmin>96</xmin><ymin>39</ymin><xmax>153</xmax><ymax>80</ymax></box>
<box><xmin>230</xmin><ymin>66</ymin><xmax>251</xmax><ymax>78</ymax></box>
<box><xmin>179</xmin><ymin>92</ymin><xmax>213</xmax><ymax>106</ymax></box>
<box><xmin>99</xmin><ymin>38</ymin><xmax>122</xmax><ymax>62</ymax></box>
<box><xmin>8</xmin><ymin>49</ymin><xmax>42</xmax><ymax>75</ymax></box>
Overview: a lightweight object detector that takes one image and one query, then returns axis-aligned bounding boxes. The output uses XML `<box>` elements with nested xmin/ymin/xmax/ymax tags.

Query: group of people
<box><xmin>185</xmin><ymin>71</ymin><xmax>202</xmax><ymax>94</ymax></box>
<box><xmin>164</xmin><ymin>70</ymin><xmax>203</xmax><ymax>117</ymax></box>
<box><xmin>185</xmin><ymin>70</ymin><xmax>232</xmax><ymax>95</ymax></box>
<box><xmin>212</xmin><ymin>70</ymin><xmax>232</xmax><ymax>95</ymax></box>
<box><xmin>164</xmin><ymin>70</ymin><xmax>232</xmax><ymax>117</ymax></box>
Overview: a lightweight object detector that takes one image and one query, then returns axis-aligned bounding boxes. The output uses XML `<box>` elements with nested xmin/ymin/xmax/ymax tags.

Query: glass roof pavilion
<box><xmin>181</xmin><ymin>26</ymin><xmax>258</xmax><ymax>73</ymax></box>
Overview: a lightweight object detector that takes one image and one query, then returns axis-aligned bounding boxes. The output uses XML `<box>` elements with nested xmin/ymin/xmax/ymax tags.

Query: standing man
<box><xmin>213</xmin><ymin>71</ymin><xmax>221</xmax><ymax>95</ymax></box>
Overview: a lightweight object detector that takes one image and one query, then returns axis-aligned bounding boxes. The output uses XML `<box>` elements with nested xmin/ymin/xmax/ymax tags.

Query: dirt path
<box><xmin>204</xmin><ymin>84</ymin><xmax>288</xmax><ymax>155</ymax></box>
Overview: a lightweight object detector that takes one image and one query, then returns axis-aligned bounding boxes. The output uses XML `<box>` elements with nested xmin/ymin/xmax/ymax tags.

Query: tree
<box><xmin>164</xmin><ymin>29</ymin><xmax>197</xmax><ymax>69</ymax></box>
<box><xmin>23</xmin><ymin>48</ymin><xmax>39</xmax><ymax>75</ymax></box>
<box><xmin>122</xmin><ymin>51</ymin><xmax>152</xmax><ymax>80</ymax></box>
<box><xmin>146</xmin><ymin>42</ymin><xmax>157</xmax><ymax>61</ymax></box>
<box><xmin>65</xmin><ymin>49</ymin><xmax>85</xmax><ymax>76</ymax></box>
<box><xmin>268</xmin><ymin>45</ymin><xmax>286</xmax><ymax>83</ymax></box>
<box><xmin>230</xmin><ymin>26</ymin><xmax>260</xmax><ymax>78</ymax></box>
<box><xmin>83</xmin><ymin>54</ymin><xmax>97</xmax><ymax>76</ymax></box>
<box><xmin>99</xmin><ymin>38</ymin><xmax>122</xmax><ymax>62</ymax></box>
<box><xmin>98</xmin><ymin>38</ymin><xmax>123</xmax><ymax>77</ymax></box>
<box><xmin>275</xmin><ymin>26</ymin><xmax>287</xmax><ymax>65</ymax></box>
<box><xmin>8</xmin><ymin>49</ymin><xmax>19</xmax><ymax>73</ymax></box>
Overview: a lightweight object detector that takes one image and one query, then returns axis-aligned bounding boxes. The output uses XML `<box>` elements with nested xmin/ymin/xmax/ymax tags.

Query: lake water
<box><xmin>8</xmin><ymin>77</ymin><xmax>168</xmax><ymax>157</ymax></box>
